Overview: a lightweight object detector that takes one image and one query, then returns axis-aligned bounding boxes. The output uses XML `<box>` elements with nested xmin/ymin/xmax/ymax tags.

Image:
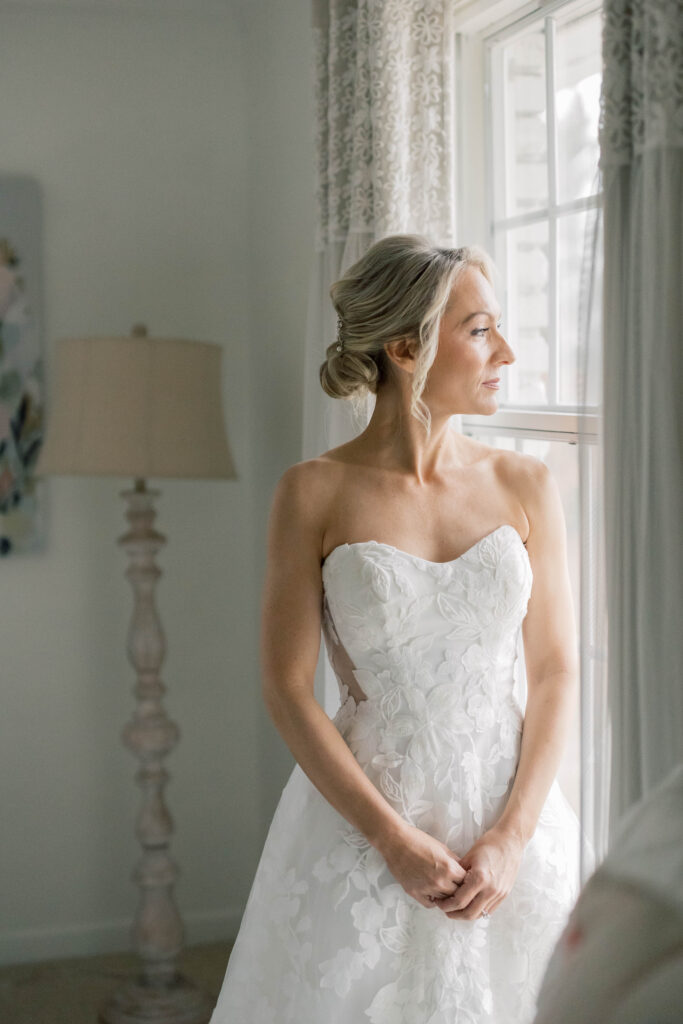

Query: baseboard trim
<box><xmin>0</xmin><ymin>906</ymin><xmax>243</xmax><ymax>967</ymax></box>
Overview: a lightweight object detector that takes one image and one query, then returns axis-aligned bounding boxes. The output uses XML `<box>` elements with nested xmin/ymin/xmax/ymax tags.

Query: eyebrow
<box><xmin>461</xmin><ymin>309</ymin><xmax>502</xmax><ymax>325</ymax></box>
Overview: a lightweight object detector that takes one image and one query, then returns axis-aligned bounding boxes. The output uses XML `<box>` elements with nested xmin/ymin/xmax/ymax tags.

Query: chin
<box><xmin>472</xmin><ymin>391</ymin><xmax>499</xmax><ymax>415</ymax></box>
<box><xmin>450</xmin><ymin>401</ymin><xmax>497</xmax><ymax>418</ymax></box>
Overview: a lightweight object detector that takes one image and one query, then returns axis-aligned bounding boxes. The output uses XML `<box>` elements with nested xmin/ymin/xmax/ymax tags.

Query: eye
<box><xmin>471</xmin><ymin>321</ymin><xmax>503</xmax><ymax>337</ymax></box>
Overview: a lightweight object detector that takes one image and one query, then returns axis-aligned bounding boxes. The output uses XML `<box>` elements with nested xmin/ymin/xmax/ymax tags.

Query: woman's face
<box><xmin>423</xmin><ymin>265</ymin><xmax>516</xmax><ymax>415</ymax></box>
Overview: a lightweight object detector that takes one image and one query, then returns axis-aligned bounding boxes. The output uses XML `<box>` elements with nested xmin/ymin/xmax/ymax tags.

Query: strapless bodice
<box><xmin>320</xmin><ymin>524</ymin><xmax>533</xmax><ymax>843</ymax></box>
<box><xmin>321</xmin><ymin>523</ymin><xmax>532</xmax><ymax>704</ymax></box>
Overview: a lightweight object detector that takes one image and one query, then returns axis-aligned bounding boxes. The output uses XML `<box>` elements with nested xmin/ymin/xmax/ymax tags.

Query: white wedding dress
<box><xmin>209</xmin><ymin>524</ymin><xmax>582</xmax><ymax>1024</ymax></box>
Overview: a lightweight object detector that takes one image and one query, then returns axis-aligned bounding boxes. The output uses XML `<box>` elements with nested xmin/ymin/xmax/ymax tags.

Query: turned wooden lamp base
<box><xmin>33</xmin><ymin>326</ymin><xmax>235</xmax><ymax>1024</ymax></box>
<box><xmin>99</xmin><ymin>974</ymin><xmax>214</xmax><ymax>1024</ymax></box>
<box><xmin>97</xmin><ymin>478</ymin><xmax>216</xmax><ymax>1024</ymax></box>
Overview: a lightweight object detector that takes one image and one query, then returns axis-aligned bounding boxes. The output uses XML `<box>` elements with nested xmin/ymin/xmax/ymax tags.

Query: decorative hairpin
<box><xmin>335</xmin><ymin>314</ymin><xmax>344</xmax><ymax>353</ymax></box>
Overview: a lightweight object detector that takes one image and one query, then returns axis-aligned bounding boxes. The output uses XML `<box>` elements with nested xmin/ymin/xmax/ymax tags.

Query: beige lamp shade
<box><xmin>34</xmin><ymin>333</ymin><xmax>237</xmax><ymax>480</ymax></box>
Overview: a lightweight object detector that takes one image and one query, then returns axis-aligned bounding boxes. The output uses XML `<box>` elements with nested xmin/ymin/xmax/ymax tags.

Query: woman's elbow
<box><xmin>262</xmin><ymin>676</ymin><xmax>312</xmax><ymax>722</ymax></box>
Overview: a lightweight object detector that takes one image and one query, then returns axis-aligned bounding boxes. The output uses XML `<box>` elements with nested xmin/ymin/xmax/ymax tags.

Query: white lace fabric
<box><xmin>209</xmin><ymin>525</ymin><xmax>581</xmax><ymax>1023</ymax></box>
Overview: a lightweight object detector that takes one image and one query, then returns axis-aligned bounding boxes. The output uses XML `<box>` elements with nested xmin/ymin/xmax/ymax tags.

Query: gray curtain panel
<box><xmin>598</xmin><ymin>0</ymin><xmax>683</xmax><ymax>834</ymax></box>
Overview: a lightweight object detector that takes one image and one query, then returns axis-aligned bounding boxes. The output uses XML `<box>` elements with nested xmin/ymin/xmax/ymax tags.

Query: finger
<box><xmin>436</xmin><ymin>887</ymin><xmax>479</xmax><ymax>913</ymax></box>
<box><xmin>431</xmin><ymin>880</ymin><xmax>461</xmax><ymax>903</ymax></box>
<box><xmin>437</xmin><ymin>871</ymin><xmax>480</xmax><ymax>912</ymax></box>
<box><xmin>415</xmin><ymin>893</ymin><xmax>437</xmax><ymax>909</ymax></box>
<box><xmin>484</xmin><ymin>892</ymin><xmax>506</xmax><ymax>915</ymax></box>
<box><xmin>445</xmin><ymin>890</ymin><xmax>491</xmax><ymax>920</ymax></box>
<box><xmin>485</xmin><ymin>889</ymin><xmax>509</xmax><ymax>914</ymax></box>
<box><xmin>447</xmin><ymin>855</ymin><xmax>467</xmax><ymax>883</ymax></box>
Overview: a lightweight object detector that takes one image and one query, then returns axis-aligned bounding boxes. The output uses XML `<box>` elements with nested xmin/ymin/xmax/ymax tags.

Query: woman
<box><xmin>209</xmin><ymin>235</ymin><xmax>581</xmax><ymax>1024</ymax></box>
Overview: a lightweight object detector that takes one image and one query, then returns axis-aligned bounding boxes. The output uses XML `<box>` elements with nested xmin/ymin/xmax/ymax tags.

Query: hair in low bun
<box><xmin>319</xmin><ymin>334</ymin><xmax>387</xmax><ymax>400</ymax></box>
<box><xmin>319</xmin><ymin>233</ymin><xmax>495</xmax><ymax>438</ymax></box>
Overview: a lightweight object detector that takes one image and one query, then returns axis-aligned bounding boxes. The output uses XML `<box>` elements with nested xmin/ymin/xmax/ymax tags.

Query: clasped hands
<box><xmin>381</xmin><ymin>821</ymin><xmax>526</xmax><ymax>921</ymax></box>
<box><xmin>433</xmin><ymin>826</ymin><xmax>525</xmax><ymax>920</ymax></box>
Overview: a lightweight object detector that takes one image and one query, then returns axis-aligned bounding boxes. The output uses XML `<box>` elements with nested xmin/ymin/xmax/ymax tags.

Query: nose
<box><xmin>493</xmin><ymin>328</ymin><xmax>515</xmax><ymax>365</ymax></box>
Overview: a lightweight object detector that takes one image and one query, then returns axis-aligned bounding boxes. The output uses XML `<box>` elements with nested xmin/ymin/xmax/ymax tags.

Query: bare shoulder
<box><xmin>261</xmin><ymin>458</ymin><xmax>345</xmax><ymax>704</ymax></box>
<box><xmin>268</xmin><ymin>456</ymin><xmax>342</xmax><ymax>560</ymax></box>
<box><xmin>491</xmin><ymin>447</ymin><xmax>565</xmax><ymax>548</ymax></box>
<box><xmin>492</xmin><ymin>446</ymin><xmax>550</xmax><ymax>492</ymax></box>
<box><xmin>273</xmin><ymin>455</ymin><xmax>343</xmax><ymax>513</ymax></box>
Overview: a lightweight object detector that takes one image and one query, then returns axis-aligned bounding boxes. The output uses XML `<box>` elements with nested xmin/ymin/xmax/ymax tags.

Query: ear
<box><xmin>383</xmin><ymin>335</ymin><xmax>418</xmax><ymax>376</ymax></box>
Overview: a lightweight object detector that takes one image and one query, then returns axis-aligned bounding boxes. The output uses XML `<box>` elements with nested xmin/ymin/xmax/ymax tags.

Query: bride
<box><xmin>209</xmin><ymin>234</ymin><xmax>581</xmax><ymax>1023</ymax></box>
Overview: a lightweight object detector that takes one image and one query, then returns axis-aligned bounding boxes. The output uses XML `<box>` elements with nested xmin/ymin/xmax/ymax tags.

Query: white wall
<box><xmin>0</xmin><ymin>0</ymin><xmax>315</xmax><ymax>964</ymax></box>
<box><xmin>237</xmin><ymin>0</ymin><xmax>316</xmax><ymax>827</ymax></box>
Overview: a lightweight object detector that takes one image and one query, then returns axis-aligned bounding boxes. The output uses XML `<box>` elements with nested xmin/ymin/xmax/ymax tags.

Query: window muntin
<box><xmin>459</xmin><ymin>0</ymin><xmax>604</xmax><ymax>819</ymax></box>
<box><xmin>478</xmin><ymin>0</ymin><xmax>603</xmax><ymax>415</ymax></box>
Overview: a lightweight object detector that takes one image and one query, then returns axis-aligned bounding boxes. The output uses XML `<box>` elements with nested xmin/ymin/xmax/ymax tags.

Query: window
<box><xmin>454</xmin><ymin>0</ymin><xmax>604</xmax><ymax>823</ymax></box>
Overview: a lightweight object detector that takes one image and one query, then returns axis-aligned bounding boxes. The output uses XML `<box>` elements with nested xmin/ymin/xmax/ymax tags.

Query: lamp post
<box><xmin>34</xmin><ymin>325</ymin><xmax>237</xmax><ymax>1023</ymax></box>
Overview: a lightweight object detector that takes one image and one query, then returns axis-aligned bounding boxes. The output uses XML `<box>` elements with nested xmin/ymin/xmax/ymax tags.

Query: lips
<box><xmin>483</xmin><ymin>377</ymin><xmax>500</xmax><ymax>384</ymax></box>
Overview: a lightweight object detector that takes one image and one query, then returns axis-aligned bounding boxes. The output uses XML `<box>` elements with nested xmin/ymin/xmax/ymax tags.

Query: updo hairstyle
<box><xmin>320</xmin><ymin>234</ymin><xmax>496</xmax><ymax>438</ymax></box>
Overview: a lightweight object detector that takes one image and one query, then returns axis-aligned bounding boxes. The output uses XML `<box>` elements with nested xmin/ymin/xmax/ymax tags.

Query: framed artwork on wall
<box><xmin>0</xmin><ymin>175</ymin><xmax>45</xmax><ymax>557</ymax></box>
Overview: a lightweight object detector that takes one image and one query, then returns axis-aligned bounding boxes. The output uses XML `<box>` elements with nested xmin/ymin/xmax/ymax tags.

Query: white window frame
<box><xmin>453</xmin><ymin>0</ymin><xmax>602</xmax><ymax>445</ymax></box>
<box><xmin>453</xmin><ymin>0</ymin><xmax>605</xmax><ymax>861</ymax></box>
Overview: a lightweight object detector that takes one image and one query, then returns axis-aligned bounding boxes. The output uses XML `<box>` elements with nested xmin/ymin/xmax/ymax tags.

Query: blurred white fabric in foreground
<box><xmin>533</xmin><ymin>762</ymin><xmax>683</xmax><ymax>1024</ymax></box>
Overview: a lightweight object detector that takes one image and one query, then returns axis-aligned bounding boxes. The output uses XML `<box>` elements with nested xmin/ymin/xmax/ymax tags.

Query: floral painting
<box><xmin>0</xmin><ymin>176</ymin><xmax>45</xmax><ymax>556</ymax></box>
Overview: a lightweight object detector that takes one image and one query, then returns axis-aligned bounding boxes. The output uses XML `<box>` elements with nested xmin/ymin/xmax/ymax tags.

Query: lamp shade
<box><xmin>34</xmin><ymin>333</ymin><xmax>237</xmax><ymax>480</ymax></box>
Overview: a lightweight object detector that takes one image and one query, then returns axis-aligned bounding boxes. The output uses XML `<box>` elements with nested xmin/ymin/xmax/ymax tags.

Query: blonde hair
<box><xmin>320</xmin><ymin>234</ymin><xmax>497</xmax><ymax>439</ymax></box>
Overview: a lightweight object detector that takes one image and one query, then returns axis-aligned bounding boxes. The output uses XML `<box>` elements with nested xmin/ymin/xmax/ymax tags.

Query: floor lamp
<box><xmin>34</xmin><ymin>325</ymin><xmax>237</xmax><ymax>1024</ymax></box>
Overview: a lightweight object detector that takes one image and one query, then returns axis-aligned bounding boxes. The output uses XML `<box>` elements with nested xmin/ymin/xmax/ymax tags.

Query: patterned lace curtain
<box><xmin>595</xmin><ymin>0</ymin><xmax>683</xmax><ymax>839</ymax></box>
<box><xmin>302</xmin><ymin>0</ymin><xmax>459</xmax><ymax>712</ymax></box>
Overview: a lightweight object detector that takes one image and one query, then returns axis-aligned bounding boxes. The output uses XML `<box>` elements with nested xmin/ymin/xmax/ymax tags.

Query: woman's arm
<box><xmin>261</xmin><ymin>462</ymin><xmax>466</xmax><ymax>908</ymax></box>
<box><xmin>437</xmin><ymin>456</ymin><xmax>578</xmax><ymax>920</ymax></box>
<box><xmin>494</xmin><ymin>456</ymin><xmax>579</xmax><ymax>843</ymax></box>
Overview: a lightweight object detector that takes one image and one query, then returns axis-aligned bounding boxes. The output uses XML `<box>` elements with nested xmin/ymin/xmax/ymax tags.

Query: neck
<box><xmin>356</xmin><ymin>381</ymin><xmax>465</xmax><ymax>485</ymax></box>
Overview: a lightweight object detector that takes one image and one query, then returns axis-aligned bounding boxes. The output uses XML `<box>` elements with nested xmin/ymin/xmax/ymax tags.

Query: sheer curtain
<box><xmin>591</xmin><ymin>0</ymin><xmax>683</xmax><ymax>840</ymax></box>
<box><xmin>577</xmin><ymin>169</ymin><xmax>609</xmax><ymax>875</ymax></box>
<box><xmin>302</xmin><ymin>0</ymin><xmax>459</xmax><ymax>712</ymax></box>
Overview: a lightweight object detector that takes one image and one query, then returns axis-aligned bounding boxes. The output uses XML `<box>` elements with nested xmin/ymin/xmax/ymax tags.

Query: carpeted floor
<box><xmin>0</xmin><ymin>940</ymin><xmax>233</xmax><ymax>1024</ymax></box>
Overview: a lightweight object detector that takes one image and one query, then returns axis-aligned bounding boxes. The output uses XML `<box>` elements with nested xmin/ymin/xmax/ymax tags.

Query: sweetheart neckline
<box><xmin>322</xmin><ymin>523</ymin><xmax>527</xmax><ymax>569</ymax></box>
